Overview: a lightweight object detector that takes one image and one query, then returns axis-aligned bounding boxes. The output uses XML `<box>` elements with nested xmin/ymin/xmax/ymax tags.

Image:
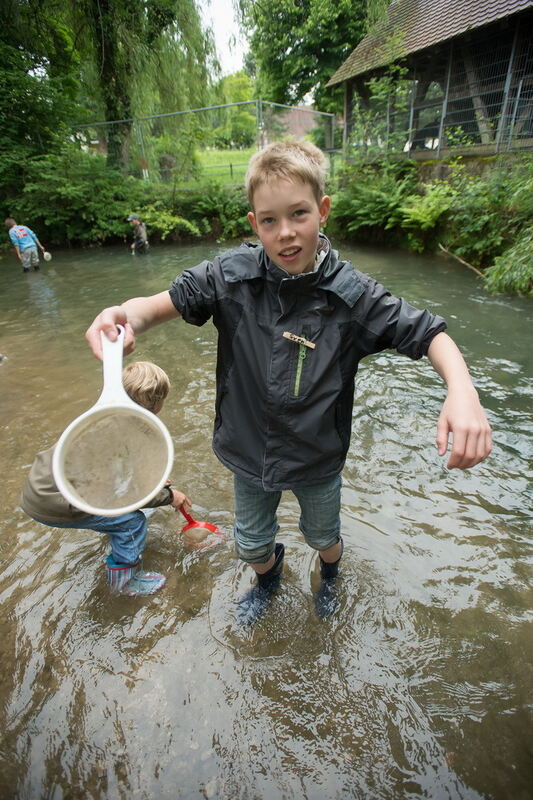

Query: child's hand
<box><xmin>436</xmin><ymin>387</ymin><xmax>492</xmax><ymax>469</ymax></box>
<box><xmin>169</xmin><ymin>490</ymin><xmax>192</xmax><ymax>511</ymax></box>
<box><xmin>85</xmin><ymin>306</ymin><xmax>135</xmax><ymax>359</ymax></box>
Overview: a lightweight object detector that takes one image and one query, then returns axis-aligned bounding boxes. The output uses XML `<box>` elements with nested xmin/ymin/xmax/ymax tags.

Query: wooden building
<box><xmin>327</xmin><ymin>0</ymin><xmax>533</xmax><ymax>157</ymax></box>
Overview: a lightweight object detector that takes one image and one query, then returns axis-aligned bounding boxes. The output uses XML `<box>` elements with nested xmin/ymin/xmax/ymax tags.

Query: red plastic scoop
<box><xmin>179</xmin><ymin>506</ymin><xmax>223</xmax><ymax>535</ymax></box>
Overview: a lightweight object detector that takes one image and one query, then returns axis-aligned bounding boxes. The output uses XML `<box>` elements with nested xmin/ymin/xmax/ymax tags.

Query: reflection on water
<box><xmin>0</xmin><ymin>242</ymin><xmax>531</xmax><ymax>799</ymax></box>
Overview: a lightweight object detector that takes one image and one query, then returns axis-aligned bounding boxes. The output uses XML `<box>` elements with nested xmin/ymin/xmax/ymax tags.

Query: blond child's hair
<box><xmin>245</xmin><ymin>140</ymin><xmax>328</xmax><ymax>207</ymax></box>
<box><xmin>122</xmin><ymin>361</ymin><xmax>170</xmax><ymax>413</ymax></box>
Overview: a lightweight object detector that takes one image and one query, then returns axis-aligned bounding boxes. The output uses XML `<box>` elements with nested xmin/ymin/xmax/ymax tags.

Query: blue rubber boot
<box><xmin>106</xmin><ymin>556</ymin><xmax>166</xmax><ymax>596</ymax></box>
<box><xmin>314</xmin><ymin>538</ymin><xmax>343</xmax><ymax>620</ymax></box>
<box><xmin>236</xmin><ymin>543</ymin><xmax>285</xmax><ymax>627</ymax></box>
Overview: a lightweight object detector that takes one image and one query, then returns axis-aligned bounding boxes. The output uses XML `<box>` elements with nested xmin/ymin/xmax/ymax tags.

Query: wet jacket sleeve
<box><xmin>168</xmin><ymin>260</ymin><xmax>220</xmax><ymax>326</ymax></box>
<box><xmin>354</xmin><ymin>275</ymin><xmax>447</xmax><ymax>360</ymax></box>
<box><xmin>143</xmin><ymin>485</ymin><xmax>174</xmax><ymax>508</ymax></box>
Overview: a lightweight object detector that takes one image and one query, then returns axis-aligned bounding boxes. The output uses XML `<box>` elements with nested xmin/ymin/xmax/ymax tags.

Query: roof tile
<box><xmin>327</xmin><ymin>0</ymin><xmax>533</xmax><ymax>85</ymax></box>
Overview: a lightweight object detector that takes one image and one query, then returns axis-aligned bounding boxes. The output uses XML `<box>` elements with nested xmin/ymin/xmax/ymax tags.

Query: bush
<box><xmin>141</xmin><ymin>203</ymin><xmax>202</xmax><ymax>241</ymax></box>
<box><xmin>10</xmin><ymin>145</ymin><xmax>208</xmax><ymax>247</ymax></box>
<box><xmin>443</xmin><ymin>173</ymin><xmax>509</xmax><ymax>267</ymax></box>
<box><xmin>484</xmin><ymin>224</ymin><xmax>533</xmax><ymax>296</ymax></box>
<box><xmin>396</xmin><ymin>181</ymin><xmax>456</xmax><ymax>252</ymax></box>
<box><xmin>328</xmin><ymin>154</ymin><xmax>532</xmax><ymax>296</ymax></box>
<box><xmin>13</xmin><ymin>146</ymin><xmax>153</xmax><ymax>245</ymax></box>
<box><xmin>183</xmin><ymin>182</ymin><xmax>250</xmax><ymax>240</ymax></box>
<box><xmin>330</xmin><ymin>162</ymin><xmax>417</xmax><ymax>243</ymax></box>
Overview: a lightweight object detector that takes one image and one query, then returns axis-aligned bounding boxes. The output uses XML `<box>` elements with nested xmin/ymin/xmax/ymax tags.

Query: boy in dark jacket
<box><xmin>21</xmin><ymin>361</ymin><xmax>191</xmax><ymax>596</ymax></box>
<box><xmin>85</xmin><ymin>142</ymin><xmax>492</xmax><ymax>620</ymax></box>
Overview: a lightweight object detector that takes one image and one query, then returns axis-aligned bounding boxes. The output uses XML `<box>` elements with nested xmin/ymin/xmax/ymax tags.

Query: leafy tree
<box><xmin>74</xmin><ymin>0</ymin><xmax>214</xmax><ymax>169</ymax></box>
<box><xmin>212</xmin><ymin>71</ymin><xmax>257</xmax><ymax>148</ymax></box>
<box><xmin>1</xmin><ymin>0</ymin><xmax>215</xmax><ymax>193</ymax></box>
<box><xmin>237</xmin><ymin>0</ymin><xmax>366</xmax><ymax>112</ymax></box>
<box><xmin>0</xmin><ymin>1</ymin><xmax>81</xmax><ymax>207</ymax></box>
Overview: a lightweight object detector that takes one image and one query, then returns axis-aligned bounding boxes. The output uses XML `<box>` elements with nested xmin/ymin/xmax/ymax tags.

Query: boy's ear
<box><xmin>319</xmin><ymin>195</ymin><xmax>331</xmax><ymax>225</ymax></box>
<box><xmin>247</xmin><ymin>211</ymin><xmax>258</xmax><ymax>234</ymax></box>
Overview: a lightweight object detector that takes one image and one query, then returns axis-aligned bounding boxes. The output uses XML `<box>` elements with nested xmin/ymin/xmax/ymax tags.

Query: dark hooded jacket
<box><xmin>169</xmin><ymin>236</ymin><xmax>446</xmax><ymax>491</ymax></box>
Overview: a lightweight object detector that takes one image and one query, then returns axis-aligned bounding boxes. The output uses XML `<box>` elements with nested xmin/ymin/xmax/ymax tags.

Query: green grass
<box><xmin>197</xmin><ymin>147</ymin><xmax>256</xmax><ymax>167</ymax></box>
<box><xmin>194</xmin><ymin>147</ymin><xmax>255</xmax><ymax>186</ymax></box>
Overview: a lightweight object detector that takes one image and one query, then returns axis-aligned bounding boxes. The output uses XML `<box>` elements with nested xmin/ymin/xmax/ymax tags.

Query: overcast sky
<box><xmin>200</xmin><ymin>0</ymin><xmax>247</xmax><ymax>75</ymax></box>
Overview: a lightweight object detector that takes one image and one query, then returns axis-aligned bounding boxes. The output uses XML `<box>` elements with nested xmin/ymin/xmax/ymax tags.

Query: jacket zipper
<box><xmin>293</xmin><ymin>344</ymin><xmax>307</xmax><ymax>397</ymax></box>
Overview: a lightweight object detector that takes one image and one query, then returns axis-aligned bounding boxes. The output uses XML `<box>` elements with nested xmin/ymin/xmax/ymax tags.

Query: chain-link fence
<box><xmin>72</xmin><ymin>101</ymin><xmax>336</xmax><ymax>187</ymax></box>
<box><xmin>346</xmin><ymin>20</ymin><xmax>533</xmax><ymax>159</ymax></box>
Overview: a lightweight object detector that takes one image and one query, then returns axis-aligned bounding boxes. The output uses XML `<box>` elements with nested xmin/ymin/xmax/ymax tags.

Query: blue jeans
<box><xmin>233</xmin><ymin>474</ymin><xmax>342</xmax><ymax>563</ymax></box>
<box><xmin>43</xmin><ymin>511</ymin><xmax>148</xmax><ymax>566</ymax></box>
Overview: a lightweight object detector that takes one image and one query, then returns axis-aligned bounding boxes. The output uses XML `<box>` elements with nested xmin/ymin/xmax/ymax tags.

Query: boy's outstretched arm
<box><xmin>85</xmin><ymin>291</ymin><xmax>179</xmax><ymax>359</ymax></box>
<box><xmin>427</xmin><ymin>332</ymin><xmax>492</xmax><ymax>470</ymax></box>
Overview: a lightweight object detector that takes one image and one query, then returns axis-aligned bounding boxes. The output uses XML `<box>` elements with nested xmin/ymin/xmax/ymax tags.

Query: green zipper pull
<box><xmin>293</xmin><ymin>343</ymin><xmax>307</xmax><ymax>397</ymax></box>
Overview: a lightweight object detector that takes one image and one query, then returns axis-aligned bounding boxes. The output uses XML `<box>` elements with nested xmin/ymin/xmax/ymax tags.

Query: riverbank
<box><xmin>2</xmin><ymin>147</ymin><xmax>531</xmax><ymax>295</ymax></box>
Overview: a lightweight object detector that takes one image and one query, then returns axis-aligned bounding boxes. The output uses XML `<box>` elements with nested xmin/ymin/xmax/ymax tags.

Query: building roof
<box><xmin>327</xmin><ymin>0</ymin><xmax>533</xmax><ymax>86</ymax></box>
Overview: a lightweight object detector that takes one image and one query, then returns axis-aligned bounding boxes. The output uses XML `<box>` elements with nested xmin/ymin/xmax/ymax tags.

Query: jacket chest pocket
<box><xmin>292</xmin><ymin>343</ymin><xmax>308</xmax><ymax>398</ymax></box>
<box><xmin>282</xmin><ymin>308</ymin><xmax>343</xmax><ymax>401</ymax></box>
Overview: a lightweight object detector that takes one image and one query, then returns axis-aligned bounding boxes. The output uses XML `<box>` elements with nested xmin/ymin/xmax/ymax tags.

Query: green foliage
<box><xmin>12</xmin><ymin>146</ymin><xmax>153</xmax><ymax>245</ymax></box>
<box><xmin>440</xmin><ymin>159</ymin><xmax>533</xmax><ymax>267</ymax></box>
<box><xmin>211</xmin><ymin>72</ymin><xmax>257</xmax><ymax>149</ymax></box>
<box><xmin>329</xmin><ymin>153</ymin><xmax>532</xmax><ymax>296</ymax></box>
<box><xmin>347</xmin><ymin>57</ymin><xmax>411</xmax><ymax>161</ymax></box>
<box><xmin>238</xmin><ymin>0</ymin><xmax>366</xmax><ymax>112</ymax></box>
<box><xmin>188</xmin><ymin>182</ymin><xmax>251</xmax><ymax>240</ymax></box>
<box><xmin>4</xmin><ymin>143</ymin><xmax>251</xmax><ymax>248</ymax></box>
<box><xmin>0</xmin><ymin>39</ymin><xmax>78</xmax><ymax>205</ymax></box>
<box><xmin>396</xmin><ymin>182</ymin><xmax>456</xmax><ymax>252</ymax></box>
<box><xmin>484</xmin><ymin>224</ymin><xmax>533</xmax><ymax>296</ymax></box>
<box><xmin>443</xmin><ymin>177</ymin><xmax>507</xmax><ymax>266</ymax></box>
<box><xmin>329</xmin><ymin>160</ymin><xmax>417</xmax><ymax>241</ymax></box>
<box><xmin>140</xmin><ymin>204</ymin><xmax>202</xmax><ymax>241</ymax></box>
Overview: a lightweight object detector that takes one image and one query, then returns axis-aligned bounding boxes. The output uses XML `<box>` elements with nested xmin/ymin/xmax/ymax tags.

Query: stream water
<box><xmin>0</xmin><ymin>240</ymin><xmax>531</xmax><ymax>799</ymax></box>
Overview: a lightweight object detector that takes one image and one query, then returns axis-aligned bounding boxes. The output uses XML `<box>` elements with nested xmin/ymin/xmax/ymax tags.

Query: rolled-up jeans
<box><xmin>35</xmin><ymin>511</ymin><xmax>148</xmax><ymax>566</ymax></box>
<box><xmin>233</xmin><ymin>473</ymin><xmax>342</xmax><ymax>564</ymax></box>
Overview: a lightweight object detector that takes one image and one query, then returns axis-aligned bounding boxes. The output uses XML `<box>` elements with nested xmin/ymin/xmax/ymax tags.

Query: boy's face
<box><xmin>247</xmin><ymin>178</ymin><xmax>330</xmax><ymax>275</ymax></box>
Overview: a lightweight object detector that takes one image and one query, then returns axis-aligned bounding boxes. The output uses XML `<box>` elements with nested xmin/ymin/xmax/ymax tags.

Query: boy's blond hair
<box><xmin>122</xmin><ymin>361</ymin><xmax>170</xmax><ymax>413</ymax></box>
<box><xmin>246</xmin><ymin>140</ymin><xmax>328</xmax><ymax>207</ymax></box>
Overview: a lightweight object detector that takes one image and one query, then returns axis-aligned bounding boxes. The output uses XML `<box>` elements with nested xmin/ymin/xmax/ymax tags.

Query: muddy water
<box><xmin>0</xmin><ymin>241</ymin><xmax>531</xmax><ymax>799</ymax></box>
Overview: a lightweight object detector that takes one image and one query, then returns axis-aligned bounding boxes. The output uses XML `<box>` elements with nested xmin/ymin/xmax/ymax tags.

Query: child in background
<box><xmin>5</xmin><ymin>217</ymin><xmax>47</xmax><ymax>273</ymax></box>
<box><xmin>21</xmin><ymin>361</ymin><xmax>191</xmax><ymax>596</ymax></box>
<box><xmin>85</xmin><ymin>141</ymin><xmax>492</xmax><ymax>622</ymax></box>
<box><xmin>127</xmin><ymin>213</ymin><xmax>149</xmax><ymax>254</ymax></box>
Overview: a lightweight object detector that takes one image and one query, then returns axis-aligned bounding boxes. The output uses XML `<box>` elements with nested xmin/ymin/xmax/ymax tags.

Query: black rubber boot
<box><xmin>236</xmin><ymin>542</ymin><xmax>285</xmax><ymax>627</ymax></box>
<box><xmin>314</xmin><ymin>538</ymin><xmax>343</xmax><ymax>620</ymax></box>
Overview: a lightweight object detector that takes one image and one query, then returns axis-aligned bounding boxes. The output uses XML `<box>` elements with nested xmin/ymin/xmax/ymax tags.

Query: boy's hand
<box><xmin>169</xmin><ymin>490</ymin><xmax>192</xmax><ymax>511</ymax></box>
<box><xmin>436</xmin><ymin>387</ymin><xmax>492</xmax><ymax>469</ymax></box>
<box><xmin>85</xmin><ymin>306</ymin><xmax>136</xmax><ymax>360</ymax></box>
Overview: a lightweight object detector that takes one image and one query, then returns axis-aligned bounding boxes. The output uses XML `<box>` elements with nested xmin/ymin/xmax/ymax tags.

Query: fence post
<box><xmin>496</xmin><ymin>23</ymin><xmax>519</xmax><ymax>152</ymax></box>
<box><xmin>406</xmin><ymin>80</ymin><xmax>416</xmax><ymax>156</ymax></box>
<box><xmin>256</xmin><ymin>99</ymin><xmax>264</xmax><ymax>149</ymax></box>
<box><xmin>386</xmin><ymin>97</ymin><xmax>390</xmax><ymax>153</ymax></box>
<box><xmin>135</xmin><ymin>120</ymin><xmax>150</xmax><ymax>181</ymax></box>
<box><xmin>437</xmin><ymin>42</ymin><xmax>453</xmax><ymax>157</ymax></box>
<box><xmin>508</xmin><ymin>77</ymin><xmax>523</xmax><ymax>150</ymax></box>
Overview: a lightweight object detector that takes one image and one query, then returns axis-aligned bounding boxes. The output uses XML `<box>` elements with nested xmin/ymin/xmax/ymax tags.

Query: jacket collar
<box><xmin>218</xmin><ymin>235</ymin><xmax>364</xmax><ymax>308</ymax></box>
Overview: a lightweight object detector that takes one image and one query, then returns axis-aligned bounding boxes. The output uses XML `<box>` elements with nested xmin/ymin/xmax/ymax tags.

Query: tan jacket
<box><xmin>20</xmin><ymin>445</ymin><xmax>173</xmax><ymax>524</ymax></box>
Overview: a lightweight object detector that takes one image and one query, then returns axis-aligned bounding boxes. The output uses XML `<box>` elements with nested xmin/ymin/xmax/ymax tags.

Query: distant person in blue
<box><xmin>127</xmin><ymin>213</ymin><xmax>149</xmax><ymax>254</ymax></box>
<box><xmin>5</xmin><ymin>218</ymin><xmax>47</xmax><ymax>273</ymax></box>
